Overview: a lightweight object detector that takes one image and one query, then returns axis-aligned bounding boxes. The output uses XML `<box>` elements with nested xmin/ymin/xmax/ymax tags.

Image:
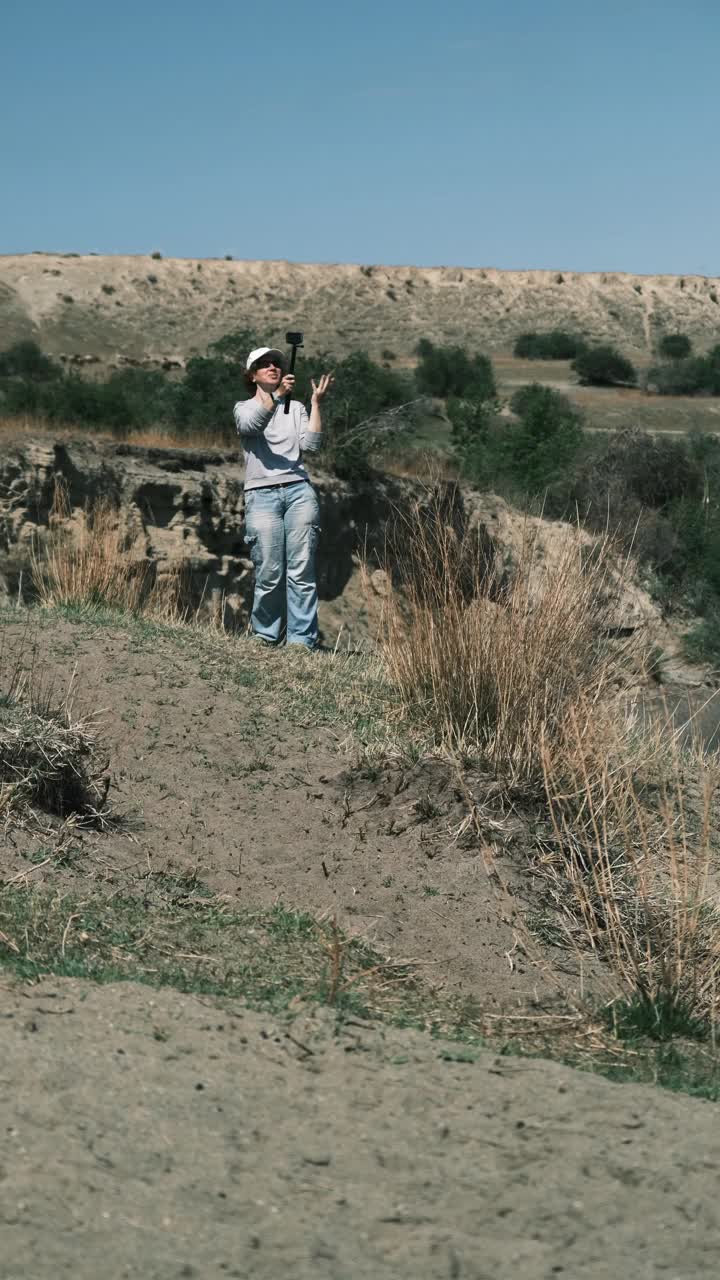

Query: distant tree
<box><xmin>170</xmin><ymin>330</ymin><xmax>262</xmax><ymax>434</ymax></box>
<box><xmin>0</xmin><ymin>340</ymin><xmax>62</xmax><ymax>382</ymax></box>
<box><xmin>207</xmin><ymin>329</ymin><xmax>260</xmax><ymax>362</ymax></box>
<box><xmin>648</xmin><ymin>346</ymin><xmax>720</xmax><ymax>396</ymax></box>
<box><xmin>447</xmin><ymin>396</ymin><xmax>497</xmax><ymax>485</ymax></box>
<box><xmin>572</xmin><ymin>344</ymin><xmax>637</xmax><ymax>387</ymax></box>
<box><xmin>173</xmin><ymin>356</ymin><xmax>243</xmax><ymax>435</ymax></box>
<box><xmin>506</xmin><ymin>384</ymin><xmax>585</xmax><ymax>492</ymax></box>
<box><xmin>414</xmin><ymin>340</ymin><xmax>496</xmax><ymax>401</ymax></box>
<box><xmin>659</xmin><ymin>333</ymin><xmax>692</xmax><ymax>360</ymax></box>
<box><xmin>300</xmin><ymin>351</ymin><xmax>416</xmax><ymax>477</ymax></box>
<box><xmin>414</xmin><ymin>338</ymin><xmax>435</xmax><ymax>359</ymax></box>
<box><xmin>514</xmin><ymin>331</ymin><xmax>587</xmax><ymax>360</ymax></box>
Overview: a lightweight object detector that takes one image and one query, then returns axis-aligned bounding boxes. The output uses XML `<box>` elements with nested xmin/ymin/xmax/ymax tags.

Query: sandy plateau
<box><xmin>2</xmin><ymin>252</ymin><xmax>720</xmax><ymax>366</ymax></box>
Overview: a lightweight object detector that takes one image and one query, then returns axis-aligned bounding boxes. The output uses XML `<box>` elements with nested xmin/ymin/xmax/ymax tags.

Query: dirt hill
<box><xmin>2</xmin><ymin>252</ymin><xmax>719</xmax><ymax>367</ymax></box>
<box><xmin>1</xmin><ymin>607</ymin><xmax>720</xmax><ymax>1278</ymax></box>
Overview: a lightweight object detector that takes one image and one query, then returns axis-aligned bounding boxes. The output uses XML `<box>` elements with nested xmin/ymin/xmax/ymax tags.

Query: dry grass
<box><xmin>30</xmin><ymin>478</ymin><xmax>187</xmax><ymax>619</ymax></box>
<box><xmin>0</xmin><ymin>414</ymin><xmax>231</xmax><ymax>451</ymax></box>
<box><xmin>374</xmin><ymin>485</ymin><xmax>720</xmax><ymax>1033</ymax></box>
<box><xmin>0</xmin><ymin>636</ymin><xmax>112</xmax><ymax>829</ymax></box>
<box><xmin>540</xmin><ymin>708</ymin><xmax>720</xmax><ymax>1035</ymax></box>
<box><xmin>376</xmin><ymin>485</ymin><xmax>637</xmax><ymax>788</ymax></box>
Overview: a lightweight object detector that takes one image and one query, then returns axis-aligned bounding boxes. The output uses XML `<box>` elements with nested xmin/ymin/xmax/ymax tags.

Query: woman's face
<box><xmin>252</xmin><ymin>356</ymin><xmax>285</xmax><ymax>393</ymax></box>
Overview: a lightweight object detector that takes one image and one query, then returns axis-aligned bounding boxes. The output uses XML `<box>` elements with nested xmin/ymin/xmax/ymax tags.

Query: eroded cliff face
<box><xmin>0</xmin><ymin>436</ymin><xmax>663</xmax><ymax>653</ymax></box>
<box><xmin>0</xmin><ymin>437</ymin><xmax>411</xmax><ymax>638</ymax></box>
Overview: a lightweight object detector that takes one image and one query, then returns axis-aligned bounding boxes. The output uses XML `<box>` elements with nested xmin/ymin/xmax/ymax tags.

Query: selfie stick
<box><xmin>284</xmin><ymin>330</ymin><xmax>304</xmax><ymax>415</ymax></box>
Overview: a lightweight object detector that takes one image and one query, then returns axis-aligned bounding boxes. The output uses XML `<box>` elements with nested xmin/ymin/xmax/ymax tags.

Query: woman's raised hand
<box><xmin>311</xmin><ymin>373</ymin><xmax>334</xmax><ymax>403</ymax></box>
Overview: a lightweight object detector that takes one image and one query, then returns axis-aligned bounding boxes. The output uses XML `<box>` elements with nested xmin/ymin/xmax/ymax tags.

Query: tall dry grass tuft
<box><xmin>541</xmin><ymin>708</ymin><xmax>720</xmax><ymax>1035</ymax></box>
<box><xmin>377</xmin><ymin>485</ymin><xmax>637</xmax><ymax>788</ymax></box>
<box><xmin>0</xmin><ymin>631</ymin><xmax>113</xmax><ymax>829</ymax></box>
<box><xmin>30</xmin><ymin>478</ymin><xmax>185</xmax><ymax>620</ymax></box>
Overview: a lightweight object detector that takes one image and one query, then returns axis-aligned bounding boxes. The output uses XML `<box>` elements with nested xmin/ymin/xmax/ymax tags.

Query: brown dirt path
<box><xmin>1</xmin><ymin>976</ymin><xmax>719</xmax><ymax>1279</ymax></box>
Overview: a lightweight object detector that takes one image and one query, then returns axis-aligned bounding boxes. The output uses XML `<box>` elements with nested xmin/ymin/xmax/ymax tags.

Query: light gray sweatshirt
<box><xmin>233</xmin><ymin>396</ymin><xmax>323</xmax><ymax>490</ymax></box>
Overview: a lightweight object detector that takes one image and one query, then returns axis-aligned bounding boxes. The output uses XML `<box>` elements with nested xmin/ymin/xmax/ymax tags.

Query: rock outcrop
<box><xmin>0</xmin><ymin>437</ymin><xmax>663</xmax><ymax>650</ymax></box>
<box><xmin>0</xmin><ymin>438</ymin><xmax>416</xmax><ymax>638</ymax></box>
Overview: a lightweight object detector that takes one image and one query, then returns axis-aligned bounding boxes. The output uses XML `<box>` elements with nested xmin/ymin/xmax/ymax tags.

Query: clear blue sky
<box><xmin>2</xmin><ymin>0</ymin><xmax>717</xmax><ymax>275</ymax></box>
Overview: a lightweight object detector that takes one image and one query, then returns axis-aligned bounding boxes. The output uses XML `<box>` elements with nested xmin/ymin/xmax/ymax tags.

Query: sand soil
<box><xmin>2</xmin><ymin>610</ymin><xmax>719</xmax><ymax>1278</ymax></box>
<box><xmin>2</xmin><ymin>976</ymin><xmax>720</xmax><ymax>1279</ymax></box>
<box><xmin>0</xmin><ymin>612</ymin><xmax>562</xmax><ymax>1009</ymax></box>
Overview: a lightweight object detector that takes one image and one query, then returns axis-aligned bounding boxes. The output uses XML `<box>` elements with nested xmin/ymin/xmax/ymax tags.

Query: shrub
<box><xmin>450</xmin><ymin>384</ymin><xmax>585</xmax><ymax>496</ymax></box>
<box><xmin>0</xmin><ymin>340</ymin><xmax>62</xmax><ymax>382</ymax></box>
<box><xmin>506</xmin><ymin>384</ymin><xmax>584</xmax><ymax>494</ymax></box>
<box><xmin>648</xmin><ymin>358</ymin><xmax>709</xmax><ymax>395</ymax></box>
<box><xmin>295</xmin><ymin>351</ymin><xmax>416</xmax><ymax>477</ymax></box>
<box><xmin>207</xmin><ymin>329</ymin><xmax>258</xmax><ymax>362</ymax></box>
<box><xmin>173</xmin><ymin>355</ymin><xmax>242</xmax><ymax>435</ymax></box>
<box><xmin>447</xmin><ymin>396</ymin><xmax>499</xmax><ymax>486</ymax></box>
<box><xmin>172</xmin><ymin>328</ymin><xmax>260</xmax><ymax>436</ymax></box>
<box><xmin>595</xmin><ymin>430</ymin><xmax>702</xmax><ymax>509</ymax></box>
<box><xmin>101</xmin><ymin>284</ymin><xmax>116</xmax><ymax>296</ymax></box>
<box><xmin>414</xmin><ymin>340</ymin><xmax>496</xmax><ymax>401</ymax></box>
<box><xmin>8</xmin><ymin>366</ymin><xmax>172</xmax><ymax>433</ymax></box>
<box><xmin>648</xmin><ymin>347</ymin><xmax>720</xmax><ymax>396</ymax></box>
<box><xmin>543</xmin><ymin>713</ymin><xmax>720</xmax><ymax>1035</ymax></box>
<box><xmin>30</xmin><ymin>479</ymin><xmax>182</xmax><ymax>622</ymax></box>
<box><xmin>147</xmin><ymin>274</ymin><xmax>158</xmax><ymax>285</ymax></box>
<box><xmin>684</xmin><ymin>612</ymin><xmax>720</xmax><ymax>665</ymax></box>
<box><xmin>559</xmin><ymin>429</ymin><xmax>720</xmax><ymax>610</ymax></box>
<box><xmin>514</xmin><ymin>331</ymin><xmax>587</xmax><ymax>360</ymax></box>
<box><xmin>572</xmin><ymin>344</ymin><xmax>637</xmax><ymax>387</ymax></box>
<box><xmin>378</xmin><ymin>488</ymin><xmax>628</xmax><ymax>786</ymax></box>
<box><xmin>659</xmin><ymin>333</ymin><xmax>692</xmax><ymax>360</ymax></box>
<box><xmin>151</xmin><ymin>251</ymin><xmax>162</xmax><ymax>260</ymax></box>
<box><xmin>0</xmin><ymin>696</ymin><xmax>110</xmax><ymax>823</ymax></box>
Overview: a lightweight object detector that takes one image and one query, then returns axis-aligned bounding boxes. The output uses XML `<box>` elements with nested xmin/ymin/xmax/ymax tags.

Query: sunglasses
<box><xmin>254</xmin><ymin>357</ymin><xmax>284</xmax><ymax>370</ymax></box>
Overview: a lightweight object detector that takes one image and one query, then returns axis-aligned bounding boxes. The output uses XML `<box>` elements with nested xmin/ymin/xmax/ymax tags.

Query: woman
<box><xmin>234</xmin><ymin>346</ymin><xmax>333</xmax><ymax>649</ymax></box>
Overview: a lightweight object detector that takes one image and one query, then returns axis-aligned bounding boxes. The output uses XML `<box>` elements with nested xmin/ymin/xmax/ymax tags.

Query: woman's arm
<box><xmin>235</xmin><ymin>374</ymin><xmax>297</xmax><ymax>436</ymax></box>
<box><xmin>234</xmin><ymin>398</ymin><xmax>274</xmax><ymax>437</ymax></box>
<box><xmin>305</xmin><ymin>373</ymin><xmax>334</xmax><ymax>443</ymax></box>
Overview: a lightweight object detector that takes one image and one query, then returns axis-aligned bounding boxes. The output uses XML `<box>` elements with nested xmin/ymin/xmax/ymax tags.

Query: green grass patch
<box><xmin>683</xmin><ymin>614</ymin><xmax>720</xmax><ymax>665</ymax></box>
<box><xmin>608</xmin><ymin>993</ymin><xmax>709</xmax><ymax>1043</ymax></box>
<box><xmin>584</xmin><ymin>1042</ymin><xmax>720</xmax><ymax>1101</ymax></box>
<box><xmin>0</xmin><ymin>884</ymin><xmax>422</xmax><ymax>1022</ymax></box>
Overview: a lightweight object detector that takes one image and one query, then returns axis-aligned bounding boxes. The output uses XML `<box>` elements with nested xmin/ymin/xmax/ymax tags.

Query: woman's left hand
<box><xmin>311</xmin><ymin>373</ymin><xmax>334</xmax><ymax>403</ymax></box>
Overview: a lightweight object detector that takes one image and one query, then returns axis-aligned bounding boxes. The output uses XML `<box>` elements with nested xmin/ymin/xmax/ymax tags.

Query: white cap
<box><xmin>246</xmin><ymin>346</ymin><xmax>286</xmax><ymax>370</ymax></box>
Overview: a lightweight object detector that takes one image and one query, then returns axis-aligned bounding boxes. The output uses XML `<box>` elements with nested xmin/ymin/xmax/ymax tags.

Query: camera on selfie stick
<box><xmin>284</xmin><ymin>330</ymin><xmax>304</xmax><ymax>415</ymax></box>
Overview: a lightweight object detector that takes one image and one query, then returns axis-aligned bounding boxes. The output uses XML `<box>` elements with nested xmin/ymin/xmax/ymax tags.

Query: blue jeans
<box><xmin>243</xmin><ymin>481</ymin><xmax>321</xmax><ymax>648</ymax></box>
